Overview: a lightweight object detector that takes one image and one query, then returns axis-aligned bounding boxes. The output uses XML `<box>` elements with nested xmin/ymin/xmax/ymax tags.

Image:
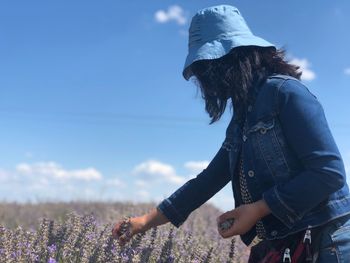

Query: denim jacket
<box><xmin>156</xmin><ymin>74</ymin><xmax>350</xmax><ymax>246</ymax></box>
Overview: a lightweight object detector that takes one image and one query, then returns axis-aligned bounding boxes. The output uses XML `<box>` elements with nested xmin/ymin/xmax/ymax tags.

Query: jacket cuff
<box><xmin>262</xmin><ymin>186</ymin><xmax>302</xmax><ymax>229</ymax></box>
<box><xmin>156</xmin><ymin>198</ymin><xmax>186</xmax><ymax>228</ymax></box>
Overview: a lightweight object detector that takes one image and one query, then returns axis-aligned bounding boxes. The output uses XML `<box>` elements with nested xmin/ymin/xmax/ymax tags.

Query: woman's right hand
<box><xmin>111</xmin><ymin>216</ymin><xmax>147</xmax><ymax>246</ymax></box>
<box><xmin>111</xmin><ymin>207</ymin><xmax>170</xmax><ymax>246</ymax></box>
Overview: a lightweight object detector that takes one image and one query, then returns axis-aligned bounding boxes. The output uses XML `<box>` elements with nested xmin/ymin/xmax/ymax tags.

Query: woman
<box><xmin>112</xmin><ymin>5</ymin><xmax>350</xmax><ymax>262</ymax></box>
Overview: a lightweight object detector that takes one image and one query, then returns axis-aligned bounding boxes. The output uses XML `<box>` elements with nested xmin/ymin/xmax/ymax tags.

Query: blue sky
<box><xmin>0</xmin><ymin>1</ymin><xmax>349</xmax><ymax>212</ymax></box>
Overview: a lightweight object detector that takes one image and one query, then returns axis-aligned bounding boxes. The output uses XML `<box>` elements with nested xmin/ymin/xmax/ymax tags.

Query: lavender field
<box><xmin>0</xmin><ymin>201</ymin><xmax>256</xmax><ymax>262</ymax></box>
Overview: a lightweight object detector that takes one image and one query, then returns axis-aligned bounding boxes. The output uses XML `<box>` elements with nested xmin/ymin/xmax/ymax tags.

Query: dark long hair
<box><xmin>189</xmin><ymin>46</ymin><xmax>302</xmax><ymax>124</ymax></box>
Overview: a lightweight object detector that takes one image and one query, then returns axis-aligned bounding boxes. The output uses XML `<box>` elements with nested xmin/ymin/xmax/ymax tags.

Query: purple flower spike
<box><xmin>48</xmin><ymin>244</ymin><xmax>57</xmax><ymax>254</ymax></box>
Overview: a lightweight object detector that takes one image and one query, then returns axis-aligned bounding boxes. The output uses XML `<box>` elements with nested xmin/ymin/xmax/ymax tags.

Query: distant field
<box><xmin>0</xmin><ymin>201</ymin><xmax>254</xmax><ymax>262</ymax></box>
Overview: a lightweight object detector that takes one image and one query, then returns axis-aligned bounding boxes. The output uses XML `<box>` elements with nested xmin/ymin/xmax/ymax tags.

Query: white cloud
<box><xmin>132</xmin><ymin>160</ymin><xmax>186</xmax><ymax>185</ymax></box>
<box><xmin>105</xmin><ymin>178</ymin><xmax>126</xmax><ymax>188</ymax></box>
<box><xmin>136</xmin><ymin>190</ymin><xmax>151</xmax><ymax>199</ymax></box>
<box><xmin>290</xmin><ymin>58</ymin><xmax>316</xmax><ymax>81</ymax></box>
<box><xmin>133</xmin><ymin>160</ymin><xmax>175</xmax><ymax>176</ymax></box>
<box><xmin>208</xmin><ymin>194</ymin><xmax>235</xmax><ymax>212</ymax></box>
<box><xmin>0</xmin><ymin>169</ymin><xmax>9</xmax><ymax>182</ymax></box>
<box><xmin>344</xmin><ymin>68</ymin><xmax>350</xmax><ymax>75</ymax></box>
<box><xmin>134</xmin><ymin>179</ymin><xmax>149</xmax><ymax>187</ymax></box>
<box><xmin>16</xmin><ymin>162</ymin><xmax>102</xmax><ymax>181</ymax></box>
<box><xmin>0</xmin><ymin>161</ymin><xmax>128</xmax><ymax>203</ymax></box>
<box><xmin>17</xmin><ymin>163</ymin><xmax>32</xmax><ymax>173</ymax></box>
<box><xmin>0</xmin><ymin>158</ymin><xmax>233</xmax><ymax>212</ymax></box>
<box><xmin>154</xmin><ymin>5</ymin><xmax>187</xmax><ymax>25</ymax></box>
<box><xmin>184</xmin><ymin>161</ymin><xmax>209</xmax><ymax>174</ymax></box>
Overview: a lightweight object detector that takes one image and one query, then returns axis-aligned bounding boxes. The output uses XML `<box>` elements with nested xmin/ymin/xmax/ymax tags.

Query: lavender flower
<box><xmin>0</xmin><ymin>202</ymin><xmax>251</xmax><ymax>262</ymax></box>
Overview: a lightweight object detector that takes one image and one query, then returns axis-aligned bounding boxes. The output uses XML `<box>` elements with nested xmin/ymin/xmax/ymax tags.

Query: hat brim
<box><xmin>182</xmin><ymin>35</ymin><xmax>276</xmax><ymax>81</ymax></box>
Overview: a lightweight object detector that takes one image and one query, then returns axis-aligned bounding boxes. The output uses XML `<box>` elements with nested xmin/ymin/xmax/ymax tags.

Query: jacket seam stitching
<box><xmin>274</xmin><ymin>186</ymin><xmax>302</xmax><ymax>220</ymax></box>
<box><xmin>272</xmin><ymin>125</ymin><xmax>291</xmax><ymax>173</ymax></box>
<box><xmin>275</xmin><ymin>78</ymin><xmax>288</xmax><ymax>116</ymax></box>
<box><xmin>258</xmin><ymin>136</ymin><xmax>275</xmax><ymax>179</ymax></box>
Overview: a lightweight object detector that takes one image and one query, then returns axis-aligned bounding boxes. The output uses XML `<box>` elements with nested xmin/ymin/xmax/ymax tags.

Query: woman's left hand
<box><xmin>216</xmin><ymin>199</ymin><xmax>271</xmax><ymax>238</ymax></box>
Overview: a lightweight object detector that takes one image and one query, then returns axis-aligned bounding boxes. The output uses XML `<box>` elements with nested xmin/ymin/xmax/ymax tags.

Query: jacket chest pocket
<box><xmin>247</xmin><ymin>117</ymin><xmax>292</xmax><ymax>183</ymax></box>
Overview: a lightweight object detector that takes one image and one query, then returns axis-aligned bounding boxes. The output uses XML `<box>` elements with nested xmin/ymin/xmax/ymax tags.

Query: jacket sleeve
<box><xmin>156</xmin><ymin>145</ymin><xmax>232</xmax><ymax>228</ymax></box>
<box><xmin>262</xmin><ymin>78</ymin><xmax>346</xmax><ymax>228</ymax></box>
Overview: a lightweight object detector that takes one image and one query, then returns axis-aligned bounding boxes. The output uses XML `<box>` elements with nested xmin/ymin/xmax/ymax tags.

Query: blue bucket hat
<box><xmin>183</xmin><ymin>5</ymin><xmax>276</xmax><ymax>80</ymax></box>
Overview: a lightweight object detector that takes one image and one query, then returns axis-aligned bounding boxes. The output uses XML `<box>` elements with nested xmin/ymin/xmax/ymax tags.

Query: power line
<box><xmin>0</xmin><ymin>107</ymin><xmax>348</xmax><ymax>129</ymax></box>
<box><xmin>0</xmin><ymin>107</ymin><xmax>206</xmax><ymax>121</ymax></box>
<box><xmin>0</xmin><ymin>107</ymin><xmax>225</xmax><ymax>127</ymax></box>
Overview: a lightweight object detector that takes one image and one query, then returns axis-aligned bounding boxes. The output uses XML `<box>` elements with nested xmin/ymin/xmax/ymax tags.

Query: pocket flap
<box><xmin>247</xmin><ymin>118</ymin><xmax>275</xmax><ymax>134</ymax></box>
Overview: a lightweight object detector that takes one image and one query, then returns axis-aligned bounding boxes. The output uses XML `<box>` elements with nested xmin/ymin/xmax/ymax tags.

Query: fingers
<box><xmin>111</xmin><ymin>218</ymin><xmax>133</xmax><ymax>246</ymax></box>
<box><xmin>111</xmin><ymin>223</ymin><xmax>119</xmax><ymax>238</ymax></box>
<box><xmin>112</xmin><ymin>222</ymin><xmax>122</xmax><ymax>238</ymax></box>
<box><xmin>220</xmin><ymin>227</ymin><xmax>236</xmax><ymax>238</ymax></box>
<box><xmin>217</xmin><ymin>209</ymin><xmax>239</xmax><ymax>238</ymax></box>
<box><xmin>217</xmin><ymin>220</ymin><xmax>238</xmax><ymax>238</ymax></box>
<box><xmin>112</xmin><ymin>227</ymin><xmax>129</xmax><ymax>247</ymax></box>
<box><xmin>118</xmin><ymin>234</ymin><xmax>129</xmax><ymax>246</ymax></box>
<box><xmin>216</xmin><ymin>209</ymin><xmax>237</xmax><ymax>224</ymax></box>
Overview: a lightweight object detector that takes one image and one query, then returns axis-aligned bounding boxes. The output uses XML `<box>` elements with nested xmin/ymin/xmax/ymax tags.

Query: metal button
<box><xmin>247</xmin><ymin>105</ymin><xmax>253</xmax><ymax>112</ymax></box>
<box><xmin>242</xmin><ymin>134</ymin><xmax>247</xmax><ymax>142</ymax></box>
<box><xmin>260</xmin><ymin>128</ymin><xmax>267</xmax><ymax>134</ymax></box>
<box><xmin>248</xmin><ymin>170</ymin><xmax>255</xmax><ymax>177</ymax></box>
<box><xmin>271</xmin><ymin>230</ymin><xmax>278</xmax><ymax>236</ymax></box>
